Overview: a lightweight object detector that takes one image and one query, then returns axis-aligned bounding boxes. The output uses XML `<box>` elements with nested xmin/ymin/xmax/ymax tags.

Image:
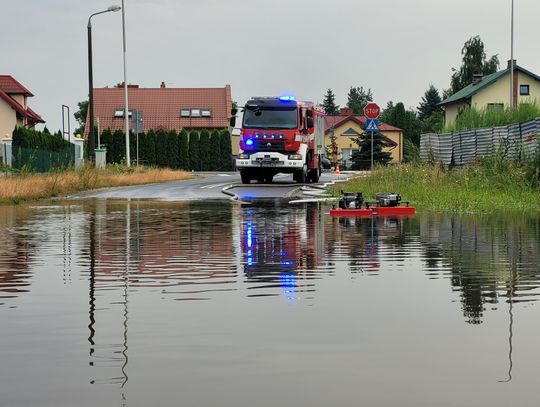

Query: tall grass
<box><xmin>0</xmin><ymin>165</ymin><xmax>192</xmax><ymax>205</ymax></box>
<box><xmin>335</xmin><ymin>162</ymin><xmax>540</xmax><ymax>214</ymax></box>
<box><xmin>445</xmin><ymin>103</ymin><xmax>540</xmax><ymax>132</ymax></box>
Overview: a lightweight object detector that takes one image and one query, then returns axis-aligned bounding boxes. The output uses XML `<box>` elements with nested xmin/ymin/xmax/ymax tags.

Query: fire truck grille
<box><xmin>254</xmin><ymin>140</ymin><xmax>284</xmax><ymax>152</ymax></box>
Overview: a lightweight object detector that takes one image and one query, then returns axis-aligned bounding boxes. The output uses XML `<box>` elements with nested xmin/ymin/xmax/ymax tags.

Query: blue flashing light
<box><xmin>245</xmin><ymin>138</ymin><xmax>254</xmax><ymax>146</ymax></box>
<box><xmin>279</xmin><ymin>95</ymin><xmax>295</xmax><ymax>101</ymax></box>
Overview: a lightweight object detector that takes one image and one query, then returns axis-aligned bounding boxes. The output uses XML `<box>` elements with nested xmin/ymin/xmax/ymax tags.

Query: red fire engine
<box><xmin>233</xmin><ymin>96</ymin><xmax>326</xmax><ymax>184</ymax></box>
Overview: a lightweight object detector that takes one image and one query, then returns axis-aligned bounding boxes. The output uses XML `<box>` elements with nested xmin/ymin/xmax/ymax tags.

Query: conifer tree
<box><xmin>322</xmin><ymin>89</ymin><xmax>340</xmax><ymax>115</ymax></box>
<box><xmin>351</xmin><ymin>131</ymin><xmax>392</xmax><ymax>170</ymax></box>
<box><xmin>145</xmin><ymin>130</ymin><xmax>157</xmax><ymax>166</ymax></box>
<box><xmin>111</xmin><ymin>129</ymin><xmax>125</xmax><ymax>164</ymax></box>
<box><xmin>219</xmin><ymin>129</ymin><xmax>232</xmax><ymax>170</ymax></box>
<box><xmin>166</xmin><ymin>130</ymin><xmax>179</xmax><ymax>168</ymax></box>
<box><xmin>154</xmin><ymin>129</ymin><xmax>168</xmax><ymax>167</ymax></box>
<box><xmin>189</xmin><ymin>131</ymin><xmax>200</xmax><ymax>170</ymax></box>
<box><xmin>199</xmin><ymin>129</ymin><xmax>211</xmax><ymax>170</ymax></box>
<box><xmin>178</xmin><ymin>129</ymin><xmax>189</xmax><ymax>170</ymax></box>
<box><xmin>417</xmin><ymin>85</ymin><xmax>443</xmax><ymax>120</ymax></box>
<box><xmin>209</xmin><ymin>130</ymin><xmax>221</xmax><ymax>170</ymax></box>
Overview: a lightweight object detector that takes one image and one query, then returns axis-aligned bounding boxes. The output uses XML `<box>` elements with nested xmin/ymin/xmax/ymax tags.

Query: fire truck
<box><xmin>232</xmin><ymin>96</ymin><xmax>326</xmax><ymax>184</ymax></box>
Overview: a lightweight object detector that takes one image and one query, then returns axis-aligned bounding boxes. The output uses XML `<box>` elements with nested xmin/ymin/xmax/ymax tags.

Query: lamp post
<box><xmin>121</xmin><ymin>0</ymin><xmax>130</xmax><ymax>167</ymax></box>
<box><xmin>510</xmin><ymin>0</ymin><xmax>515</xmax><ymax>109</ymax></box>
<box><xmin>87</xmin><ymin>5</ymin><xmax>121</xmax><ymax>160</ymax></box>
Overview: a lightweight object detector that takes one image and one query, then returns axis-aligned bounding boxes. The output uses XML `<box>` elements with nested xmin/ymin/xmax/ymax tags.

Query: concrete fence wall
<box><xmin>420</xmin><ymin>118</ymin><xmax>540</xmax><ymax>166</ymax></box>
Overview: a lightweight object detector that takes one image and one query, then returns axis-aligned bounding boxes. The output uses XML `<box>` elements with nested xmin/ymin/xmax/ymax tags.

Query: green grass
<box><xmin>333</xmin><ymin>162</ymin><xmax>540</xmax><ymax>214</ymax></box>
<box><xmin>445</xmin><ymin>103</ymin><xmax>540</xmax><ymax>132</ymax></box>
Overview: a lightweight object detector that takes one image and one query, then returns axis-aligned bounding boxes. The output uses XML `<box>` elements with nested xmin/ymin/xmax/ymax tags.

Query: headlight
<box><xmin>289</xmin><ymin>154</ymin><xmax>302</xmax><ymax>160</ymax></box>
<box><xmin>238</xmin><ymin>153</ymin><xmax>249</xmax><ymax>159</ymax></box>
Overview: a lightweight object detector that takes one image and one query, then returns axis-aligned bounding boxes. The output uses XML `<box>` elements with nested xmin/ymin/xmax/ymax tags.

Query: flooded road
<box><xmin>1</xmin><ymin>200</ymin><xmax>540</xmax><ymax>406</ymax></box>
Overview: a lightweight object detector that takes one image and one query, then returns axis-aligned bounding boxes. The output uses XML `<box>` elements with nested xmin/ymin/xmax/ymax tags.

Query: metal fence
<box><xmin>420</xmin><ymin>118</ymin><xmax>540</xmax><ymax>166</ymax></box>
<box><xmin>12</xmin><ymin>146</ymin><xmax>75</xmax><ymax>172</ymax></box>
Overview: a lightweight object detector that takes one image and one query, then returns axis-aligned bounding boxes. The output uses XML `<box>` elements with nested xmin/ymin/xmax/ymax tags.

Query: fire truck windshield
<box><xmin>243</xmin><ymin>108</ymin><xmax>298</xmax><ymax>130</ymax></box>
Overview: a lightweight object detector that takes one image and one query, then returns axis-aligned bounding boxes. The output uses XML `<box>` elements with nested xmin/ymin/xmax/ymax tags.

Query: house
<box><xmin>324</xmin><ymin>108</ymin><xmax>404</xmax><ymax>168</ymax></box>
<box><xmin>440</xmin><ymin>60</ymin><xmax>540</xmax><ymax>125</ymax></box>
<box><xmin>85</xmin><ymin>82</ymin><xmax>232</xmax><ymax>138</ymax></box>
<box><xmin>0</xmin><ymin>75</ymin><xmax>45</xmax><ymax>156</ymax></box>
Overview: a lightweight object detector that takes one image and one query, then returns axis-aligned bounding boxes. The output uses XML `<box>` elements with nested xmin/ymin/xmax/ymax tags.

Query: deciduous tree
<box><xmin>450</xmin><ymin>36</ymin><xmax>499</xmax><ymax>94</ymax></box>
<box><xmin>347</xmin><ymin>86</ymin><xmax>373</xmax><ymax>114</ymax></box>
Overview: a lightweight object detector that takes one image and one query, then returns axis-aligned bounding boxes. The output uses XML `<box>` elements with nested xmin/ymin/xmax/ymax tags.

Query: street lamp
<box><xmin>510</xmin><ymin>0</ymin><xmax>515</xmax><ymax>109</ymax></box>
<box><xmin>121</xmin><ymin>0</ymin><xmax>130</xmax><ymax>167</ymax></box>
<box><xmin>87</xmin><ymin>5</ymin><xmax>121</xmax><ymax>160</ymax></box>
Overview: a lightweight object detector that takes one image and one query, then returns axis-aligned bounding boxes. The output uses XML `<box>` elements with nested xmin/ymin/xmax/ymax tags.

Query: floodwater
<box><xmin>1</xmin><ymin>200</ymin><xmax>540</xmax><ymax>407</ymax></box>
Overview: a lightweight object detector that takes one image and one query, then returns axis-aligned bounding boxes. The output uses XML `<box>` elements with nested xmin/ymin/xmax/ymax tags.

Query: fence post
<box><xmin>2</xmin><ymin>135</ymin><xmax>12</xmax><ymax>167</ymax></box>
<box><xmin>72</xmin><ymin>135</ymin><xmax>84</xmax><ymax>168</ymax></box>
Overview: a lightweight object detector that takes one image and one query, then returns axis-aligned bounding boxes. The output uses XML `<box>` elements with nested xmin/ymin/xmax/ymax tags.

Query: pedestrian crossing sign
<box><xmin>366</xmin><ymin>118</ymin><xmax>379</xmax><ymax>132</ymax></box>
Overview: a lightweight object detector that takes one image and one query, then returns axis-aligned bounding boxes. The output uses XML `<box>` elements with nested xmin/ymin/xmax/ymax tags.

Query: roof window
<box><xmin>114</xmin><ymin>109</ymin><xmax>132</xmax><ymax>118</ymax></box>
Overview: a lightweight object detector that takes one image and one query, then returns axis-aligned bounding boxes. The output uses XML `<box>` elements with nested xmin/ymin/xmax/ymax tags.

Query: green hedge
<box><xmin>98</xmin><ymin>128</ymin><xmax>233</xmax><ymax>171</ymax></box>
<box><xmin>12</xmin><ymin>127</ymin><xmax>74</xmax><ymax>172</ymax></box>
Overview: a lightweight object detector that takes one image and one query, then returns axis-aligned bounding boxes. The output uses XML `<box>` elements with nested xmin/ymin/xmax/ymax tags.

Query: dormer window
<box><xmin>180</xmin><ymin>108</ymin><xmax>212</xmax><ymax>118</ymax></box>
<box><xmin>114</xmin><ymin>109</ymin><xmax>132</xmax><ymax>118</ymax></box>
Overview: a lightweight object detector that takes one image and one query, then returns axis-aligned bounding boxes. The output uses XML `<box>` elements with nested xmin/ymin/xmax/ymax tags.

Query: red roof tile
<box><xmin>85</xmin><ymin>85</ymin><xmax>232</xmax><ymax>137</ymax></box>
<box><xmin>325</xmin><ymin>115</ymin><xmax>402</xmax><ymax>133</ymax></box>
<box><xmin>0</xmin><ymin>75</ymin><xmax>33</xmax><ymax>96</ymax></box>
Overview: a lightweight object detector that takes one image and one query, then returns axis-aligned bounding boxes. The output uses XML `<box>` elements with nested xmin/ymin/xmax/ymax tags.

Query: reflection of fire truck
<box><xmin>235</xmin><ymin>203</ymin><xmax>325</xmax><ymax>297</ymax></box>
<box><xmin>234</xmin><ymin>96</ymin><xmax>325</xmax><ymax>184</ymax></box>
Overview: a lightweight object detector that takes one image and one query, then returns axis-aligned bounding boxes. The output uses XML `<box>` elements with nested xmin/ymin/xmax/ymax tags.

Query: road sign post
<box><xmin>364</xmin><ymin>103</ymin><xmax>381</xmax><ymax>171</ymax></box>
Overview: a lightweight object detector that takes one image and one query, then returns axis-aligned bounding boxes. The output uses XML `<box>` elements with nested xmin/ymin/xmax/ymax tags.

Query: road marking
<box><xmin>200</xmin><ymin>182</ymin><xmax>232</xmax><ymax>189</ymax></box>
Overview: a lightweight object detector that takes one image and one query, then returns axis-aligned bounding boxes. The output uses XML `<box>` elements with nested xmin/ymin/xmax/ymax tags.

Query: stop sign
<box><xmin>364</xmin><ymin>102</ymin><xmax>381</xmax><ymax>119</ymax></box>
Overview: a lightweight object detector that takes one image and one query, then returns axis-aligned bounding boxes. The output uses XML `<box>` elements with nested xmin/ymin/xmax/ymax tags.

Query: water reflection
<box><xmin>239</xmin><ymin>201</ymin><xmax>326</xmax><ymax>300</ymax></box>
<box><xmin>1</xmin><ymin>201</ymin><xmax>540</xmax><ymax>403</ymax></box>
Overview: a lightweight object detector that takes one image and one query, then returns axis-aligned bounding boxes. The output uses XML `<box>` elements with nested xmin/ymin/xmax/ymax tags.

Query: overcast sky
<box><xmin>2</xmin><ymin>0</ymin><xmax>540</xmax><ymax>132</ymax></box>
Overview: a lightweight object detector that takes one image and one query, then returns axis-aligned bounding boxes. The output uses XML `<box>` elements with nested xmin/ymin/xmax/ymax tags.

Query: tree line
<box><xmin>98</xmin><ymin>128</ymin><xmax>233</xmax><ymax>170</ymax></box>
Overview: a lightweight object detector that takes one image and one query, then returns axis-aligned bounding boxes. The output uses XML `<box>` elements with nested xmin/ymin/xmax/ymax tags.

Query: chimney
<box><xmin>472</xmin><ymin>73</ymin><xmax>483</xmax><ymax>85</ymax></box>
<box><xmin>507</xmin><ymin>59</ymin><xmax>517</xmax><ymax>69</ymax></box>
<box><xmin>160</xmin><ymin>81</ymin><xmax>166</xmax><ymax>88</ymax></box>
<box><xmin>340</xmin><ymin>107</ymin><xmax>352</xmax><ymax>116</ymax></box>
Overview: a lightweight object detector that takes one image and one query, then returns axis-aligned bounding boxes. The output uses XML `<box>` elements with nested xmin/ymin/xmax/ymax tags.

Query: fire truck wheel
<box><xmin>240</xmin><ymin>170</ymin><xmax>251</xmax><ymax>184</ymax></box>
<box><xmin>310</xmin><ymin>165</ymin><xmax>320</xmax><ymax>183</ymax></box>
<box><xmin>294</xmin><ymin>166</ymin><xmax>307</xmax><ymax>184</ymax></box>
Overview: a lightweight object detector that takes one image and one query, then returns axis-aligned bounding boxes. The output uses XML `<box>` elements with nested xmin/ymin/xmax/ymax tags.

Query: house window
<box><xmin>201</xmin><ymin>109</ymin><xmax>211</xmax><ymax>117</ymax></box>
<box><xmin>114</xmin><ymin>109</ymin><xmax>132</xmax><ymax>118</ymax></box>
<box><xmin>180</xmin><ymin>109</ymin><xmax>190</xmax><ymax>117</ymax></box>
<box><xmin>487</xmin><ymin>103</ymin><xmax>504</xmax><ymax>111</ymax></box>
<box><xmin>190</xmin><ymin>109</ymin><xmax>201</xmax><ymax>117</ymax></box>
<box><xmin>520</xmin><ymin>85</ymin><xmax>530</xmax><ymax>95</ymax></box>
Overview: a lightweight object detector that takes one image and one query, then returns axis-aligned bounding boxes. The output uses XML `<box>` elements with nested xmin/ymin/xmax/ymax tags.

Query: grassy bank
<box><xmin>445</xmin><ymin>103</ymin><xmax>540</xmax><ymax>132</ymax></box>
<box><xmin>0</xmin><ymin>165</ymin><xmax>192</xmax><ymax>205</ymax></box>
<box><xmin>333</xmin><ymin>162</ymin><xmax>540</xmax><ymax>214</ymax></box>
